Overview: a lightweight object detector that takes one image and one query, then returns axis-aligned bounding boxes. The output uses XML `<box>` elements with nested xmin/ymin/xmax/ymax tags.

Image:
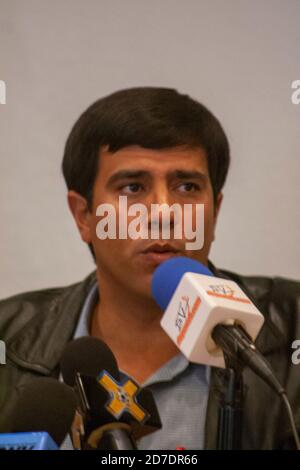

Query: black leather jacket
<box><xmin>0</xmin><ymin>266</ymin><xmax>299</xmax><ymax>449</ymax></box>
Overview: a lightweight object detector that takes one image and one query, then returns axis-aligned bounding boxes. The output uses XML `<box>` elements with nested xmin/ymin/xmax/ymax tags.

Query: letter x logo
<box><xmin>98</xmin><ymin>372</ymin><xmax>148</xmax><ymax>423</ymax></box>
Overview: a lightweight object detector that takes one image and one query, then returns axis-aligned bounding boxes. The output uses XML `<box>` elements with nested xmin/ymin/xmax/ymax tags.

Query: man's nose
<box><xmin>147</xmin><ymin>183</ymin><xmax>173</xmax><ymax>206</ymax></box>
<box><xmin>145</xmin><ymin>185</ymin><xmax>176</xmax><ymax>229</ymax></box>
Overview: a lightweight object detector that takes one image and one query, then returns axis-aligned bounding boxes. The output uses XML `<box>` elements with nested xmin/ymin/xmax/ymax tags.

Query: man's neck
<box><xmin>89</xmin><ymin>270</ymin><xmax>180</xmax><ymax>384</ymax></box>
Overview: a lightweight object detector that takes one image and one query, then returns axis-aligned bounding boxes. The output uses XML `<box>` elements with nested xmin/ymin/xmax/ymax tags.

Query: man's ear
<box><xmin>212</xmin><ymin>192</ymin><xmax>223</xmax><ymax>241</ymax></box>
<box><xmin>214</xmin><ymin>192</ymin><xmax>223</xmax><ymax>218</ymax></box>
<box><xmin>67</xmin><ymin>190</ymin><xmax>93</xmax><ymax>244</ymax></box>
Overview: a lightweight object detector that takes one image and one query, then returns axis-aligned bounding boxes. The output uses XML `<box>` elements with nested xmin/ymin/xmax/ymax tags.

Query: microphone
<box><xmin>151</xmin><ymin>256</ymin><xmax>284</xmax><ymax>396</ymax></box>
<box><xmin>0</xmin><ymin>432</ymin><xmax>58</xmax><ymax>450</ymax></box>
<box><xmin>6</xmin><ymin>378</ymin><xmax>77</xmax><ymax>448</ymax></box>
<box><xmin>60</xmin><ymin>337</ymin><xmax>162</xmax><ymax>450</ymax></box>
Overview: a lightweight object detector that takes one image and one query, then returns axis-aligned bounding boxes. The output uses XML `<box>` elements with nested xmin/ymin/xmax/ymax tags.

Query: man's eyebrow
<box><xmin>106</xmin><ymin>170</ymin><xmax>150</xmax><ymax>186</ymax></box>
<box><xmin>106</xmin><ymin>169</ymin><xmax>208</xmax><ymax>186</ymax></box>
<box><xmin>169</xmin><ymin>170</ymin><xmax>208</xmax><ymax>181</ymax></box>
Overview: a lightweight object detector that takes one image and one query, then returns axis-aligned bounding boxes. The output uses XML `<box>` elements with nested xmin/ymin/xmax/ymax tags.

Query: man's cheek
<box><xmin>94</xmin><ymin>238</ymin><xmax>131</xmax><ymax>265</ymax></box>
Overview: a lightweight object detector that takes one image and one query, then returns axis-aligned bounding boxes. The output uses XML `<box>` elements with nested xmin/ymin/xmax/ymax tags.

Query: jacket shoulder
<box><xmin>0</xmin><ymin>272</ymin><xmax>97</xmax><ymax>342</ymax></box>
<box><xmin>220</xmin><ymin>268</ymin><xmax>300</xmax><ymax>308</ymax></box>
<box><xmin>220</xmin><ymin>268</ymin><xmax>300</xmax><ymax>347</ymax></box>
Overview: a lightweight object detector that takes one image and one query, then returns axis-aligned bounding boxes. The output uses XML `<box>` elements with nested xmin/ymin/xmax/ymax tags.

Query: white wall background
<box><xmin>0</xmin><ymin>0</ymin><xmax>299</xmax><ymax>298</ymax></box>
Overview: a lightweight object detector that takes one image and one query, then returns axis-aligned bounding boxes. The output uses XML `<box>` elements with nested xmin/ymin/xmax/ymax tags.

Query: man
<box><xmin>0</xmin><ymin>87</ymin><xmax>299</xmax><ymax>449</ymax></box>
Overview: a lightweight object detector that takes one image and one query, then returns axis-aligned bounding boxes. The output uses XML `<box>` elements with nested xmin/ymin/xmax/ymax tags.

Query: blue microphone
<box><xmin>0</xmin><ymin>432</ymin><xmax>58</xmax><ymax>450</ymax></box>
<box><xmin>6</xmin><ymin>378</ymin><xmax>78</xmax><ymax>450</ymax></box>
<box><xmin>151</xmin><ymin>256</ymin><xmax>213</xmax><ymax>310</ymax></box>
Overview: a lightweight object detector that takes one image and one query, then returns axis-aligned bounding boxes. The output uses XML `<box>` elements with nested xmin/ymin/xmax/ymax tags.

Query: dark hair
<box><xmin>62</xmin><ymin>87</ymin><xmax>230</xmax><ymax>258</ymax></box>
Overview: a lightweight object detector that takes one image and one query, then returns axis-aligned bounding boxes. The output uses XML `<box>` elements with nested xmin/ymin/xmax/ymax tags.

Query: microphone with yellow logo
<box><xmin>60</xmin><ymin>337</ymin><xmax>161</xmax><ymax>450</ymax></box>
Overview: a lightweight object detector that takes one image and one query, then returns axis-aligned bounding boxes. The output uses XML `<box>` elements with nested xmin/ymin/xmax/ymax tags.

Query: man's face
<box><xmin>69</xmin><ymin>145</ymin><xmax>222</xmax><ymax>299</ymax></box>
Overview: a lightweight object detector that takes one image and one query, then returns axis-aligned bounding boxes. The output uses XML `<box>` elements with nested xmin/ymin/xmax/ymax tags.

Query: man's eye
<box><xmin>120</xmin><ymin>183</ymin><xmax>143</xmax><ymax>194</ymax></box>
<box><xmin>177</xmin><ymin>182</ymin><xmax>200</xmax><ymax>192</ymax></box>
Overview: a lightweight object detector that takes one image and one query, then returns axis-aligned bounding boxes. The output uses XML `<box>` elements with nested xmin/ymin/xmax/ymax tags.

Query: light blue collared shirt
<box><xmin>63</xmin><ymin>281</ymin><xmax>210</xmax><ymax>450</ymax></box>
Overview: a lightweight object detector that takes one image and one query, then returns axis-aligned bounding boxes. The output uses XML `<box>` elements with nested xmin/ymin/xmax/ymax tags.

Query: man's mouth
<box><xmin>140</xmin><ymin>243</ymin><xmax>181</xmax><ymax>265</ymax></box>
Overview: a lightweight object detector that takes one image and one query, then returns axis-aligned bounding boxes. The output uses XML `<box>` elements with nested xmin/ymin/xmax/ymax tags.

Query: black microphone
<box><xmin>211</xmin><ymin>324</ymin><xmax>285</xmax><ymax>395</ymax></box>
<box><xmin>9</xmin><ymin>378</ymin><xmax>77</xmax><ymax>447</ymax></box>
<box><xmin>60</xmin><ymin>337</ymin><xmax>162</xmax><ymax>450</ymax></box>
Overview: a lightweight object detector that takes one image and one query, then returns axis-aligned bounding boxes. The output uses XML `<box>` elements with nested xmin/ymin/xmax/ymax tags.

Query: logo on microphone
<box><xmin>206</xmin><ymin>284</ymin><xmax>251</xmax><ymax>304</ymax></box>
<box><xmin>175</xmin><ymin>295</ymin><xmax>201</xmax><ymax>346</ymax></box>
<box><xmin>98</xmin><ymin>372</ymin><xmax>149</xmax><ymax>423</ymax></box>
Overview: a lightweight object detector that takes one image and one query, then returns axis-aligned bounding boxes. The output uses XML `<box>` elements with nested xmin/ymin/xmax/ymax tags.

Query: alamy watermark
<box><xmin>95</xmin><ymin>196</ymin><xmax>204</xmax><ymax>250</ymax></box>
<box><xmin>0</xmin><ymin>340</ymin><xmax>6</xmax><ymax>365</ymax></box>
<box><xmin>0</xmin><ymin>80</ymin><xmax>6</xmax><ymax>104</ymax></box>
<box><xmin>291</xmin><ymin>340</ymin><xmax>300</xmax><ymax>365</ymax></box>
<box><xmin>291</xmin><ymin>80</ymin><xmax>300</xmax><ymax>105</ymax></box>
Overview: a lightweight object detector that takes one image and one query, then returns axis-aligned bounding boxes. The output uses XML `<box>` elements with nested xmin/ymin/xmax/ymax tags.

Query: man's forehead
<box><xmin>98</xmin><ymin>145</ymin><xmax>209</xmax><ymax>176</ymax></box>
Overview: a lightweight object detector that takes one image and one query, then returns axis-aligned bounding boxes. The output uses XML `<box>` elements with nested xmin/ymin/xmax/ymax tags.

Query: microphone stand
<box><xmin>217</xmin><ymin>353</ymin><xmax>243</xmax><ymax>450</ymax></box>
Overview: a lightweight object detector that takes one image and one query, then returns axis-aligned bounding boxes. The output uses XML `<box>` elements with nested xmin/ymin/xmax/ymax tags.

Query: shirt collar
<box><xmin>74</xmin><ymin>279</ymin><xmax>210</xmax><ymax>387</ymax></box>
<box><xmin>73</xmin><ymin>282</ymin><xmax>98</xmax><ymax>339</ymax></box>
